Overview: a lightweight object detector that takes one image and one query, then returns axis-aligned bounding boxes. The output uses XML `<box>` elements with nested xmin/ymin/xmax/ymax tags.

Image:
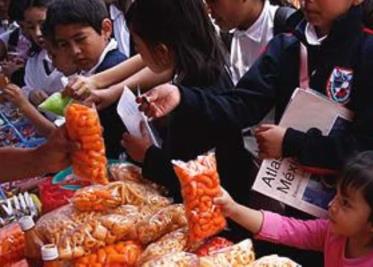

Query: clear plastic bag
<box><xmin>137</xmin><ymin>227</ymin><xmax>188</xmax><ymax>266</ymax></box>
<box><xmin>140</xmin><ymin>252</ymin><xmax>199</xmax><ymax>267</ymax></box>
<box><xmin>74</xmin><ymin>240</ymin><xmax>142</xmax><ymax>267</ymax></box>
<box><xmin>252</xmin><ymin>255</ymin><xmax>302</xmax><ymax>267</ymax></box>
<box><xmin>73</xmin><ymin>181</ymin><xmax>171</xmax><ymax>212</ymax></box>
<box><xmin>172</xmin><ymin>153</ymin><xmax>226</xmax><ymax>245</ymax></box>
<box><xmin>65</xmin><ymin>103</ymin><xmax>108</xmax><ymax>184</ymax></box>
<box><xmin>0</xmin><ymin>223</ymin><xmax>25</xmax><ymax>265</ymax></box>
<box><xmin>137</xmin><ymin>204</ymin><xmax>187</xmax><ymax>244</ymax></box>
<box><xmin>199</xmin><ymin>239</ymin><xmax>255</xmax><ymax>267</ymax></box>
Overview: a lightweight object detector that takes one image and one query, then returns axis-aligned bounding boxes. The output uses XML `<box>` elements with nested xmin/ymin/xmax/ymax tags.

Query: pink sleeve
<box><xmin>255</xmin><ymin>211</ymin><xmax>328</xmax><ymax>252</ymax></box>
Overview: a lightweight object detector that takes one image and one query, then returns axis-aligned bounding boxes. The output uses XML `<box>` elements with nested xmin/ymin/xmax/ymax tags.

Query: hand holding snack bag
<box><xmin>172</xmin><ymin>153</ymin><xmax>226</xmax><ymax>245</ymax></box>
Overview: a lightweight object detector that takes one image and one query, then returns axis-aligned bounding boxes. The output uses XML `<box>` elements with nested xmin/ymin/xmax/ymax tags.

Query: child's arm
<box><xmin>215</xmin><ymin>188</ymin><xmax>328</xmax><ymax>252</ymax></box>
<box><xmin>3</xmin><ymin>84</ymin><xmax>56</xmax><ymax>137</ymax></box>
<box><xmin>214</xmin><ymin>188</ymin><xmax>264</xmax><ymax>234</ymax></box>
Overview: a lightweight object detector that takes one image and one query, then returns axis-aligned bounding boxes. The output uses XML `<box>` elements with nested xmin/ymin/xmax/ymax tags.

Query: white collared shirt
<box><xmin>230</xmin><ymin>0</ymin><xmax>278</xmax><ymax>85</ymax></box>
<box><xmin>110</xmin><ymin>4</ymin><xmax>130</xmax><ymax>57</ymax></box>
<box><xmin>304</xmin><ymin>23</ymin><xmax>327</xmax><ymax>46</ymax></box>
<box><xmin>81</xmin><ymin>38</ymin><xmax>118</xmax><ymax>76</ymax></box>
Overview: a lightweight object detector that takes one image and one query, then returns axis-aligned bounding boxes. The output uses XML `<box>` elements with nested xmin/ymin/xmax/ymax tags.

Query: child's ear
<box><xmin>101</xmin><ymin>18</ymin><xmax>113</xmax><ymax>41</ymax></box>
<box><xmin>154</xmin><ymin>44</ymin><xmax>173</xmax><ymax>68</ymax></box>
<box><xmin>352</xmin><ymin>0</ymin><xmax>364</xmax><ymax>6</ymax></box>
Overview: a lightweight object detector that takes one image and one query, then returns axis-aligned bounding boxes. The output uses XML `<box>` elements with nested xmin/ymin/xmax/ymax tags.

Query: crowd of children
<box><xmin>0</xmin><ymin>0</ymin><xmax>373</xmax><ymax>266</ymax></box>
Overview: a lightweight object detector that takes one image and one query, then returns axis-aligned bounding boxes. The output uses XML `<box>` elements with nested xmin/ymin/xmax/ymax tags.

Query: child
<box><xmin>215</xmin><ymin>151</ymin><xmax>373</xmax><ymax>267</ymax></box>
<box><xmin>104</xmin><ymin>0</ymin><xmax>132</xmax><ymax>57</ymax></box>
<box><xmin>43</xmin><ymin>0</ymin><xmax>127</xmax><ymax>158</ymax></box>
<box><xmin>121</xmin><ymin>0</ymin><xmax>236</xmax><ymax>200</ymax></box>
<box><xmin>3</xmin><ymin>39</ymin><xmax>78</xmax><ymax>137</ymax></box>
<box><xmin>138</xmin><ymin>0</ymin><xmax>372</xmax><ymax>176</ymax></box>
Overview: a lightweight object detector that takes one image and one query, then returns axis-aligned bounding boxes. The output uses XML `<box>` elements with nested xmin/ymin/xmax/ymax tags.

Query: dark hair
<box><xmin>126</xmin><ymin>0</ymin><xmax>227</xmax><ymax>87</ymax></box>
<box><xmin>43</xmin><ymin>0</ymin><xmax>108</xmax><ymax>40</ymax></box>
<box><xmin>339</xmin><ymin>151</ymin><xmax>373</xmax><ymax>221</ymax></box>
<box><xmin>8</xmin><ymin>0</ymin><xmax>51</xmax><ymax>21</ymax></box>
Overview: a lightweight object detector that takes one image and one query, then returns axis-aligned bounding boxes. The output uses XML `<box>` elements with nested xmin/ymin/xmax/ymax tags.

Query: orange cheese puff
<box><xmin>65</xmin><ymin>103</ymin><xmax>108</xmax><ymax>184</ymax></box>
<box><xmin>172</xmin><ymin>153</ymin><xmax>226</xmax><ymax>245</ymax></box>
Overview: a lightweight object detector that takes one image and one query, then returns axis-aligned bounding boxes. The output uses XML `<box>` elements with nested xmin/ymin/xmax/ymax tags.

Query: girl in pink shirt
<box><xmin>215</xmin><ymin>151</ymin><xmax>373</xmax><ymax>267</ymax></box>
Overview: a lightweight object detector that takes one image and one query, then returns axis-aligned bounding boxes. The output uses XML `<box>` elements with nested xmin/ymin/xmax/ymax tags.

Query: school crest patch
<box><xmin>326</xmin><ymin>67</ymin><xmax>353</xmax><ymax>105</ymax></box>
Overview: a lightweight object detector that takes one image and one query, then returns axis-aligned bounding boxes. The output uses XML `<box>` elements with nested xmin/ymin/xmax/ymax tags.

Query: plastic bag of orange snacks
<box><xmin>65</xmin><ymin>103</ymin><xmax>108</xmax><ymax>184</ymax></box>
<box><xmin>0</xmin><ymin>223</ymin><xmax>25</xmax><ymax>265</ymax></box>
<box><xmin>74</xmin><ymin>241</ymin><xmax>142</xmax><ymax>267</ymax></box>
<box><xmin>172</xmin><ymin>153</ymin><xmax>226</xmax><ymax>245</ymax></box>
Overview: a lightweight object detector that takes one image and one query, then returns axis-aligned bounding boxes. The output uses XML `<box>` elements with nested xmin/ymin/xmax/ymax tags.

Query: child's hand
<box><xmin>83</xmin><ymin>89</ymin><xmax>115</xmax><ymax>110</ymax></box>
<box><xmin>214</xmin><ymin>187</ymin><xmax>237</xmax><ymax>218</ymax></box>
<box><xmin>121</xmin><ymin>121</ymin><xmax>152</xmax><ymax>163</ymax></box>
<box><xmin>63</xmin><ymin>76</ymin><xmax>97</xmax><ymax>101</ymax></box>
<box><xmin>29</xmin><ymin>90</ymin><xmax>48</xmax><ymax>106</ymax></box>
<box><xmin>255</xmin><ymin>124</ymin><xmax>286</xmax><ymax>159</ymax></box>
<box><xmin>2</xmin><ymin>84</ymin><xmax>29</xmax><ymax>108</ymax></box>
<box><xmin>0</xmin><ymin>60</ymin><xmax>24</xmax><ymax>77</ymax></box>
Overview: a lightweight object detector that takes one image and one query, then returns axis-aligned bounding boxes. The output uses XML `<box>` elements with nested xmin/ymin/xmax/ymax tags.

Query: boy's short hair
<box><xmin>43</xmin><ymin>0</ymin><xmax>108</xmax><ymax>40</ymax></box>
<box><xmin>8</xmin><ymin>0</ymin><xmax>51</xmax><ymax>21</ymax></box>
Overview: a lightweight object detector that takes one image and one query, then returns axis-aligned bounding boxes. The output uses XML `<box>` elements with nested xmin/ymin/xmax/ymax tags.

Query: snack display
<box><xmin>141</xmin><ymin>252</ymin><xmax>199</xmax><ymax>267</ymax></box>
<box><xmin>0</xmin><ymin>223</ymin><xmax>25</xmax><ymax>265</ymax></box>
<box><xmin>137</xmin><ymin>227</ymin><xmax>188</xmax><ymax>266</ymax></box>
<box><xmin>252</xmin><ymin>255</ymin><xmax>301</xmax><ymax>267</ymax></box>
<box><xmin>173</xmin><ymin>153</ymin><xmax>226</xmax><ymax>245</ymax></box>
<box><xmin>65</xmin><ymin>103</ymin><xmax>108</xmax><ymax>184</ymax></box>
<box><xmin>72</xmin><ymin>181</ymin><xmax>171</xmax><ymax>212</ymax></box>
<box><xmin>137</xmin><ymin>204</ymin><xmax>187</xmax><ymax>244</ymax></box>
<box><xmin>199</xmin><ymin>239</ymin><xmax>255</xmax><ymax>267</ymax></box>
<box><xmin>110</xmin><ymin>162</ymin><xmax>142</xmax><ymax>182</ymax></box>
<box><xmin>194</xmin><ymin>237</ymin><xmax>233</xmax><ymax>256</ymax></box>
<box><xmin>74</xmin><ymin>241</ymin><xmax>142</xmax><ymax>267</ymax></box>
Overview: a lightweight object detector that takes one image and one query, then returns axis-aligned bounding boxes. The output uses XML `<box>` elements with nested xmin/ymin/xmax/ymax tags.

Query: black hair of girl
<box><xmin>126</xmin><ymin>0</ymin><xmax>227</xmax><ymax>87</ymax></box>
<box><xmin>339</xmin><ymin>151</ymin><xmax>373</xmax><ymax>222</ymax></box>
<box><xmin>8</xmin><ymin>0</ymin><xmax>51</xmax><ymax>21</ymax></box>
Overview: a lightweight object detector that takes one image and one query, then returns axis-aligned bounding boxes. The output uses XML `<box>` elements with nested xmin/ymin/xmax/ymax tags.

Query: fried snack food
<box><xmin>73</xmin><ymin>181</ymin><xmax>171</xmax><ymax>212</ymax></box>
<box><xmin>140</xmin><ymin>252</ymin><xmax>199</xmax><ymax>267</ymax></box>
<box><xmin>65</xmin><ymin>103</ymin><xmax>108</xmax><ymax>184</ymax></box>
<box><xmin>252</xmin><ymin>255</ymin><xmax>301</xmax><ymax>267</ymax></box>
<box><xmin>137</xmin><ymin>228</ymin><xmax>188</xmax><ymax>266</ymax></box>
<box><xmin>0</xmin><ymin>223</ymin><xmax>25</xmax><ymax>265</ymax></box>
<box><xmin>137</xmin><ymin>204</ymin><xmax>187</xmax><ymax>244</ymax></box>
<box><xmin>173</xmin><ymin>153</ymin><xmax>226</xmax><ymax>245</ymax></box>
<box><xmin>194</xmin><ymin>237</ymin><xmax>233</xmax><ymax>256</ymax></box>
<box><xmin>199</xmin><ymin>239</ymin><xmax>255</xmax><ymax>267</ymax></box>
<box><xmin>74</xmin><ymin>241</ymin><xmax>142</xmax><ymax>267</ymax></box>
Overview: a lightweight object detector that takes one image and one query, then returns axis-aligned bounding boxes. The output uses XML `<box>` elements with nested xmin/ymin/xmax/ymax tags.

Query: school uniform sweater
<box><xmin>173</xmin><ymin>5</ymin><xmax>373</xmax><ymax>170</ymax></box>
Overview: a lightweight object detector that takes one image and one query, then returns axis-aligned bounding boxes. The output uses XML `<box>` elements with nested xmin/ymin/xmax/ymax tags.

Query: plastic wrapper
<box><xmin>199</xmin><ymin>239</ymin><xmax>255</xmax><ymax>267</ymax></box>
<box><xmin>6</xmin><ymin>259</ymin><xmax>29</xmax><ymax>267</ymax></box>
<box><xmin>73</xmin><ymin>181</ymin><xmax>171</xmax><ymax>212</ymax></box>
<box><xmin>74</xmin><ymin>240</ymin><xmax>142</xmax><ymax>267</ymax></box>
<box><xmin>172</xmin><ymin>153</ymin><xmax>226</xmax><ymax>245</ymax></box>
<box><xmin>252</xmin><ymin>255</ymin><xmax>301</xmax><ymax>267</ymax></box>
<box><xmin>110</xmin><ymin>163</ymin><xmax>168</xmax><ymax>195</ymax></box>
<box><xmin>194</xmin><ymin>237</ymin><xmax>233</xmax><ymax>256</ymax></box>
<box><xmin>140</xmin><ymin>252</ymin><xmax>199</xmax><ymax>267</ymax></box>
<box><xmin>38</xmin><ymin>92</ymin><xmax>72</xmax><ymax>116</ymax></box>
<box><xmin>137</xmin><ymin>227</ymin><xmax>188</xmax><ymax>266</ymax></box>
<box><xmin>0</xmin><ymin>223</ymin><xmax>25</xmax><ymax>265</ymax></box>
<box><xmin>137</xmin><ymin>204</ymin><xmax>187</xmax><ymax>244</ymax></box>
<box><xmin>65</xmin><ymin>103</ymin><xmax>108</xmax><ymax>184</ymax></box>
<box><xmin>35</xmin><ymin>204</ymin><xmax>79</xmax><ymax>245</ymax></box>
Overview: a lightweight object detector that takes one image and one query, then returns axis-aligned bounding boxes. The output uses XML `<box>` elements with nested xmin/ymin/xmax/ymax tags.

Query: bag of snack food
<box><xmin>137</xmin><ymin>228</ymin><xmax>188</xmax><ymax>266</ymax></box>
<box><xmin>140</xmin><ymin>252</ymin><xmax>199</xmax><ymax>267</ymax></box>
<box><xmin>194</xmin><ymin>237</ymin><xmax>233</xmax><ymax>256</ymax></box>
<box><xmin>74</xmin><ymin>241</ymin><xmax>142</xmax><ymax>267</ymax></box>
<box><xmin>65</xmin><ymin>103</ymin><xmax>108</xmax><ymax>184</ymax></box>
<box><xmin>172</xmin><ymin>153</ymin><xmax>226</xmax><ymax>245</ymax></box>
<box><xmin>199</xmin><ymin>239</ymin><xmax>255</xmax><ymax>267</ymax></box>
<box><xmin>252</xmin><ymin>255</ymin><xmax>302</xmax><ymax>267</ymax></box>
<box><xmin>0</xmin><ymin>223</ymin><xmax>25</xmax><ymax>265</ymax></box>
<box><xmin>137</xmin><ymin>204</ymin><xmax>187</xmax><ymax>244</ymax></box>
